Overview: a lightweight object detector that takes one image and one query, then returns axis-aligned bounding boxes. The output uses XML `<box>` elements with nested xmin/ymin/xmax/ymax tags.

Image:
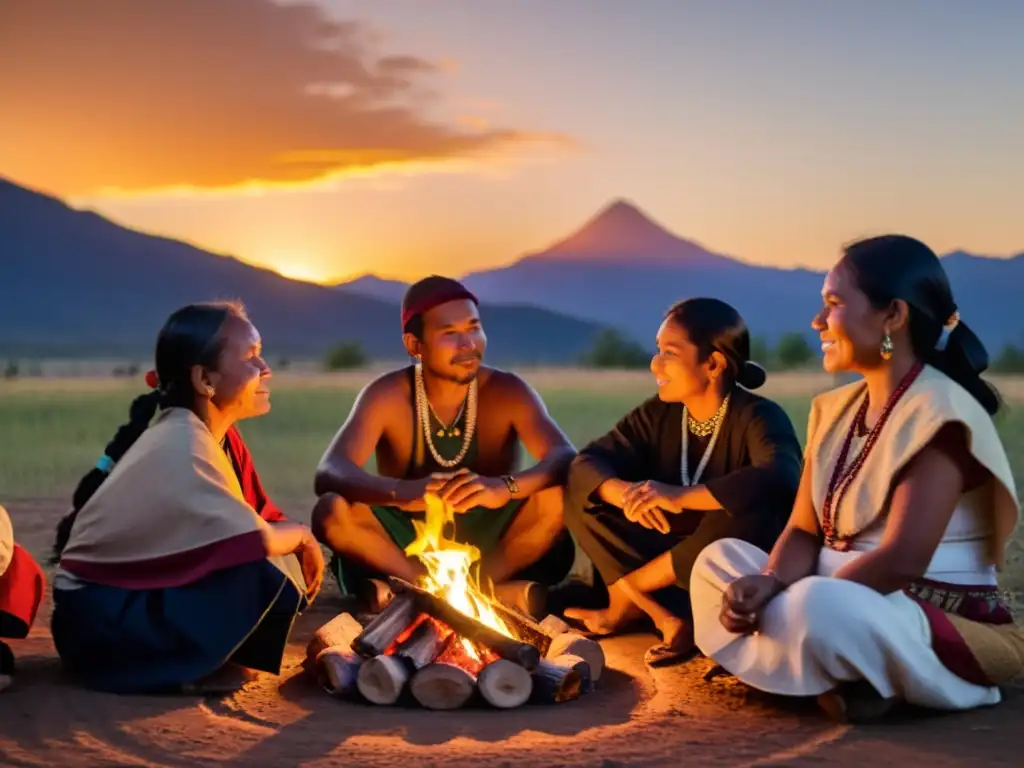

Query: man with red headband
<box><xmin>312</xmin><ymin>275</ymin><xmax>576</xmax><ymax>613</ymax></box>
<box><xmin>1</xmin><ymin>504</ymin><xmax>46</xmax><ymax>692</ymax></box>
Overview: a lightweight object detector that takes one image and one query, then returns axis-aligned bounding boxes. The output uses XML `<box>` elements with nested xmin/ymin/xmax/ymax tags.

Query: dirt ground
<box><xmin>2</xmin><ymin>499</ymin><xmax>1022</xmax><ymax>767</ymax></box>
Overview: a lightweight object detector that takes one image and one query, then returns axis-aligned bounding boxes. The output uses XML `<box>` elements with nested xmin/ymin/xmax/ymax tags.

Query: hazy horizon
<box><xmin>3</xmin><ymin>0</ymin><xmax>1023</xmax><ymax>283</ymax></box>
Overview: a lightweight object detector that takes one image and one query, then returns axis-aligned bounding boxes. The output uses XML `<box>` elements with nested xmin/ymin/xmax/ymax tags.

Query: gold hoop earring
<box><xmin>880</xmin><ymin>333</ymin><xmax>894</xmax><ymax>361</ymax></box>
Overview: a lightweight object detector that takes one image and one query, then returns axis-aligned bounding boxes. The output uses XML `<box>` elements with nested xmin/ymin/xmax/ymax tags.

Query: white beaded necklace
<box><xmin>414</xmin><ymin>362</ymin><xmax>477</xmax><ymax>468</ymax></box>
<box><xmin>680</xmin><ymin>395</ymin><xmax>730</xmax><ymax>486</ymax></box>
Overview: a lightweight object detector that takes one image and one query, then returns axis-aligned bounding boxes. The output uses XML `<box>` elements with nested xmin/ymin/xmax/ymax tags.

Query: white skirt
<box><xmin>689</xmin><ymin>538</ymin><xmax>1002</xmax><ymax>710</ymax></box>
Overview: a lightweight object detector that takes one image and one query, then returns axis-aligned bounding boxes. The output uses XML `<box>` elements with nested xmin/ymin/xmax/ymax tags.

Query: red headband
<box><xmin>401</xmin><ymin>286</ymin><xmax>478</xmax><ymax>330</ymax></box>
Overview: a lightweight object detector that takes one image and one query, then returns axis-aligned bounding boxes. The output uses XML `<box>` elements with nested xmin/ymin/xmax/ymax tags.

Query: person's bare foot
<box><xmin>564</xmin><ymin>583</ymin><xmax>644</xmax><ymax>636</ymax></box>
<box><xmin>644</xmin><ymin>617</ymin><xmax>696</xmax><ymax>667</ymax></box>
<box><xmin>817</xmin><ymin>681</ymin><xmax>896</xmax><ymax>723</ymax></box>
<box><xmin>563</xmin><ymin>607</ymin><xmax>622</xmax><ymax>636</ymax></box>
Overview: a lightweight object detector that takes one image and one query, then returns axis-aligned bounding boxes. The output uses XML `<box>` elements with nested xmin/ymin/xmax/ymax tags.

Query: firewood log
<box><xmin>546</xmin><ymin>632</ymin><xmax>604</xmax><ymax>682</ymax></box>
<box><xmin>388</xmin><ymin>577</ymin><xmax>541</xmax><ymax>671</ymax></box>
<box><xmin>477</xmin><ymin>658</ymin><xmax>533</xmax><ymax>709</ymax></box>
<box><xmin>352</xmin><ymin>592</ymin><xmax>418</xmax><ymax>657</ymax></box>
<box><xmin>550</xmin><ymin>653</ymin><xmax>592</xmax><ymax>694</ymax></box>
<box><xmin>356</xmin><ymin>616</ymin><xmax>451</xmax><ymax>705</ymax></box>
<box><xmin>360</xmin><ymin>577</ymin><xmax>394</xmax><ymax>613</ymax></box>
<box><xmin>410</xmin><ymin>663</ymin><xmax>477</xmax><ymax>710</ymax></box>
<box><xmin>395</xmin><ymin>616</ymin><xmax>450</xmax><ymax>670</ymax></box>
<box><xmin>305</xmin><ymin>612</ymin><xmax>364</xmax><ymax>669</ymax></box>
<box><xmin>487</xmin><ymin>600</ymin><xmax>553</xmax><ymax>656</ymax></box>
<box><xmin>530</xmin><ymin>657</ymin><xmax>583</xmax><ymax>703</ymax></box>
<box><xmin>357</xmin><ymin>655</ymin><xmax>409</xmax><ymax>705</ymax></box>
<box><xmin>538</xmin><ymin>614</ymin><xmax>571</xmax><ymax>638</ymax></box>
<box><xmin>316</xmin><ymin>646</ymin><xmax>362</xmax><ymax>696</ymax></box>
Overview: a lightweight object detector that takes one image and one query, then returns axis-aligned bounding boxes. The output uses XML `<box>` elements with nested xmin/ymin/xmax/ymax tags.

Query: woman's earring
<box><xmin>880</xmin><ymin>333</ymin><xmax>894</xmax><ymax>361</ymax></box>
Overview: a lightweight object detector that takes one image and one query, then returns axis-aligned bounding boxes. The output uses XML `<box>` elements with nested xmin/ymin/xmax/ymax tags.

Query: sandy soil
<box><xmin>2</xmin><ymin>499</ymin><xmax>1021</xmax><ymax>767</ymax></box>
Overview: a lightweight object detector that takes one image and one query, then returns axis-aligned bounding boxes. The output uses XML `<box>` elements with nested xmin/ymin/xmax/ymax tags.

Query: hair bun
<box><xmin>737</xmin><ymin>360</ymin><xmax>766</xmax><ymax>390</ymax></box>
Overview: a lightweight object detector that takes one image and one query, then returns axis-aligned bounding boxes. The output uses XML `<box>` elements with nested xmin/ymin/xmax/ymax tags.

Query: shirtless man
<box><xmin>312</xmin><ymin>276</ymin><xmax>576</xmax><ymax>611</ymax></box>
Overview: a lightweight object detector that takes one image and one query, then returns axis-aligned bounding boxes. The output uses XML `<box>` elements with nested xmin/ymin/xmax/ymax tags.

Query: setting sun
<box><xmin>272</xmin><ymin>261</ymin><xmax>328</xmax><ymax>284</ymax></box>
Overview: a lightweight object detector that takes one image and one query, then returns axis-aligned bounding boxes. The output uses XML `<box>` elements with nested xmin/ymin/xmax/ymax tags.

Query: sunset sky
<box><xmin>3</xmin><ymin>0</ymin><xmax>1023</xmax><ymax>283</ymax></box>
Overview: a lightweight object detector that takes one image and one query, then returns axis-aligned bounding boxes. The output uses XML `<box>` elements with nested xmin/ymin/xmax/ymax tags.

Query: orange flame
<box><xmin>404</xmin><ymin>493</ymin><xmax>515</xmax><ymax>659</ymax></box>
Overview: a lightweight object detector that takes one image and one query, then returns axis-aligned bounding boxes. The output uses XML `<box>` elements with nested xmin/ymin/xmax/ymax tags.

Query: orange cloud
<box><xmin>0</xmin><ymin>0</ymin><xmax>570</xmax><ymax>197</ymax></box>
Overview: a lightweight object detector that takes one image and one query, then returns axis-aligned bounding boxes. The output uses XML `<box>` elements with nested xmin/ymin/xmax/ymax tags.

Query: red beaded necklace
<box><xmin>820</xmin><ymin>361</ymin><xmax>924</xmax><ymax>550</ymax></box>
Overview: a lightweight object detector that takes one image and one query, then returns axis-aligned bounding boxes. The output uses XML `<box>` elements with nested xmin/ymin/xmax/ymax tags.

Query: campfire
<box><xmin>306</xmin><ymin>494</ymin><xmax>605</xmax><ymax>710</ymax></box>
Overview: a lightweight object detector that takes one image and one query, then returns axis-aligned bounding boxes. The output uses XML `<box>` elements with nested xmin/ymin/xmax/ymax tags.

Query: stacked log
<box><xmin>357</xmin><ymin>615</ymin><xmax>453</xmax><ymax>705</ymax></box>
<box><xmin>546</xmin><ymin>631</ymin><xmax>604</xmax><ymax>687</ymax></box>
<box><xmin>351</xmin><ymin>592</ymin><xmax>418</xmax><ymax>657</ymax></box>
<box><xmin>387</xmin><ymin>577</ymin><xmax>541</xmax><ymax>670</ymax></box>
<box><xmin>409</xmin><ymin>635</ymin><xmax>485</xmax><ymax>710</ymax></box>
<box><xmin>305</xmin><ymin>612</ymin><xmax>364</xmax><ymax>697</ymax></box>
<box><xmin>478</xmin><ymin>658</ymin><xmax>533</xmax><ymax>708</ymax></box>
<box><xmin>309</xmin><ymin>577</ymin><xmax>608</xmax><ymax>709</ymax></box>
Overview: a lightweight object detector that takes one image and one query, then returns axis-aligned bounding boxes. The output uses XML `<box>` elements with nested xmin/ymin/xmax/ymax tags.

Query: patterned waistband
<box><xmin>906</xmin><ymin>578</ymin><xmax>1013</xmax><ymax>624</ymax></box>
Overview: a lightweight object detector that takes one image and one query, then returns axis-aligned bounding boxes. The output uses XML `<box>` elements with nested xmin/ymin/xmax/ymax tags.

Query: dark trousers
<box><xmin>564</xmin><ymin>503</ymin><xmax>784</xmax><ymax>619</ymax></box>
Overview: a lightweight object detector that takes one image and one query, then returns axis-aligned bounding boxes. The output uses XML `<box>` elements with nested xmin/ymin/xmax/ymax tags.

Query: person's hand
<box><xmin>719</xmin><ymin>574</ymin><xmax>782</xmax><ymax>635</ymax></box>
<box><xmin>434</xmin><ymin>468</ymin><xmax>512</xmax><ymax>512</ymax></box>
<box><xmin>392</xmin><ymin>473</ymin><xmax>460</xmax><ymax>510</ymax></box>
<box><xmin>296</xmin><ymin>530</ymin><xmax>325</xmax><ymax>602</ymax></box>
<box><xmin>621</xmin><ymin>480</ymin><xmax>684</xmax><ymax>534</ymax></box>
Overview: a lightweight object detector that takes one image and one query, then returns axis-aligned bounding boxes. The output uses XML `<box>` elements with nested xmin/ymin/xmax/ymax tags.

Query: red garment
<box><xmin>0</xmin><ymin>544</ymin><xmax>46</xmax><ymax>638</ymax></box>
<box><xmin>223</xmin><ymin>426</ymin><xmax>287</xmax><ymax>523</ymax></box>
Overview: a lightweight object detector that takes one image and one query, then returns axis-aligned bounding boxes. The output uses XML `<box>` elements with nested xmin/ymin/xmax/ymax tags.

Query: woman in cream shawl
<box><xmin>51</xmin><ymin>302</ymin><xmax>324</xmax><ymax>694</ymax></box>
<box><xmin>690</xmin><ymin>235</ymin><xmax>1022</xmax><ymax>722</ymax></box>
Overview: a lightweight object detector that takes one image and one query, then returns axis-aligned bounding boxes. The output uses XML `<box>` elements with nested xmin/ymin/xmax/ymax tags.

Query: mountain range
<box><xmin>2</xmin><ymin>175</ymin><xmax>1022</xmax><ymax>366</ymax></box>
<box><xmin>0</xmin><ymin>177</ymin><xmax>605</xmax><ymax>364</ymax></box>
<box><xmin>344</xmin><ymin>200</ymin><xmax>1024</xmax><ymax>354</ymax></box>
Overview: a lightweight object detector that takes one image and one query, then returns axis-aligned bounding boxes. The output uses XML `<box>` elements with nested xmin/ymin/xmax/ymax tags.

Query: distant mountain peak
<box><xmin>520</xmin><ymin>198</ymin><xmax>728</xmax><ymax>268</ymax></box>
<box><xmin>548</xmin><ymin>198</ymin><xmax>671</xmax><ymax>255</ymax></box>
<box><xmin>331</xmin><ymin>273</ymin><xmax>410</xmax><ymax>302</ymax></box>
<box><xmin>594</xmin><ymin>197</ymin><xmax>653</xmax><ymax>223</ymax></box>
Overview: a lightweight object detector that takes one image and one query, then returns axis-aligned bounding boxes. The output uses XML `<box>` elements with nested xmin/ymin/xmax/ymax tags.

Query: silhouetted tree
<box><xmin>580</xmin><ymin>329</ymin><xmax>650</xmax><ymax>369</ymax></box>
<box><xmin>992</xmin><ymin>344</ymin><xmax>1024</xmax><ymax>374</ymax></box>
<box><xmin>776</xmin><ymin>333</ymin><xmax>814</xmax><ymax>370</ymax></box>
<box><xmin>750</xmin><ymin>335</ymin><xmax>771</xmax><ymax>369</ymax></box>
<box><xmin>324</xmin><ymin>341</ymin><xmax>368</xmax><ymax>371</ymax></box>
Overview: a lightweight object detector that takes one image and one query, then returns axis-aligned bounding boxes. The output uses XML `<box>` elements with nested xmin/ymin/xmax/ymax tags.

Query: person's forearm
<box><xmin>676</xmin><ymin>485</ymin><xmax>723</xmax><ymax>511</ymax></box>
<box><xmin>568</xmin><ymin>448</ymin><xmax>623</xmax><ymax>503</ymax></box>
<box><xmin>262</xmin><ymin>522</ymin><xmax>308</xmax><ymax>557</ymax></box>
<box><xmin>597</xmin><ymin>478</ymin><xmax>630</xmax><ymax>507</ymax></box>
<box><xmin>830</xmin><ymin>546</ymin><xmax>921</xmax><ymax>595</ymax></box>
<box><xmin>314</xmin><ymin>459</ymin><xmax>400</xmax><ymax>505</ymax></box>
<box><xmin>506</xmin><ymin>446</ymin><xmax>575</xmax><ymax>498</ymax></box>
<box><xmin>764</xmin><ymin>527</ymin><xmax>821</xmax><ymax>586</ymax></box>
